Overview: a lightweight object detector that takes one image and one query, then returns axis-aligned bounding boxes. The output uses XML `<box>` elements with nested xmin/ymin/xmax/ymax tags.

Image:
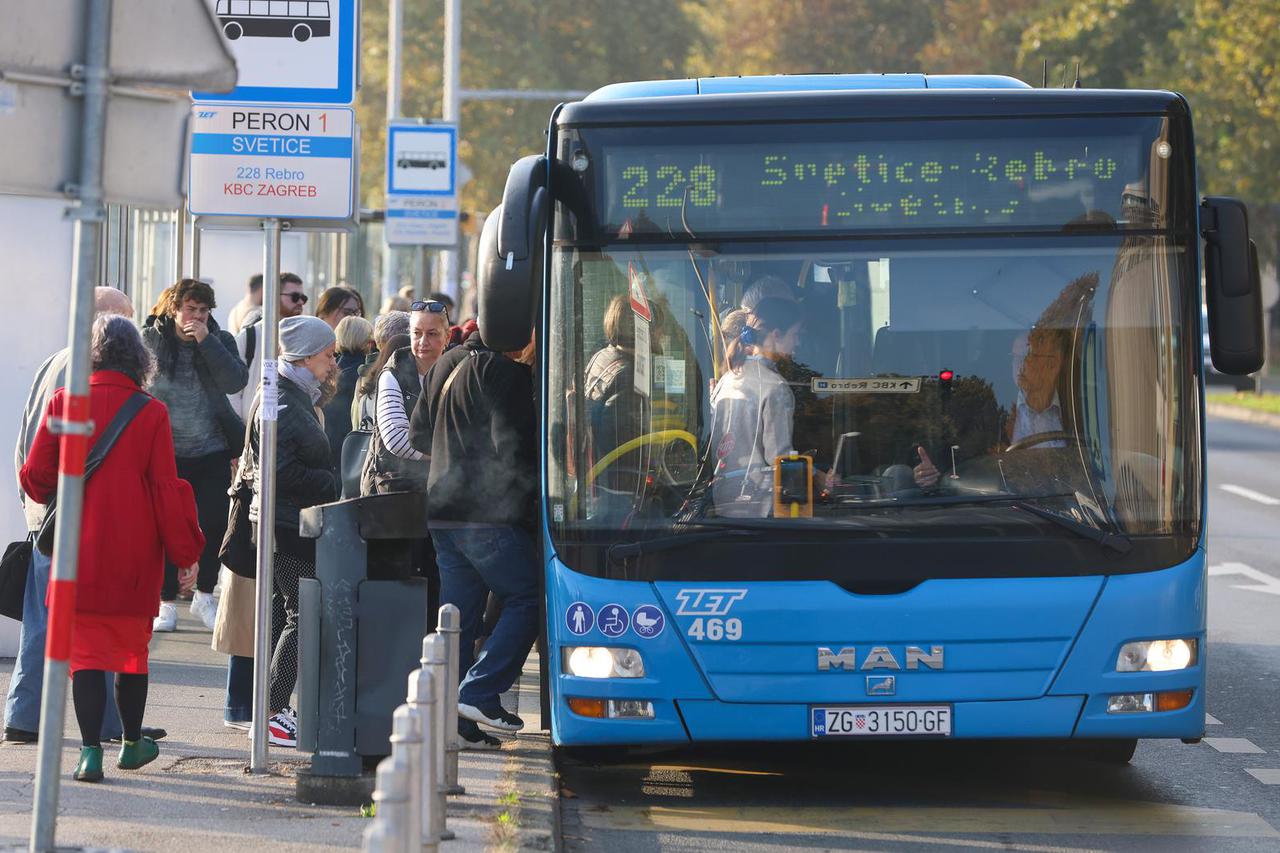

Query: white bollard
<box><xmin>437</xmin><ymin>604</ymin><xmax>465</xmax><ymax>795</ymax></box>
<box><xmin>406</xmin><ymin>667</ymin><xmax>441</xmax><ymax>850</ymax></box>
<box><xmin>421</xmin><ymin>634</ymin><xmax>454</xmax><ymax>842</ymax></box>
<box><xmin>389</xmin><ymin>706</ymin><xmax>423</xmax><ymax>852</ymax></box>
<box><xmin>364</xmin><ymin>753</ymin><xmax>412</xmax><ymax>853</ymax></box>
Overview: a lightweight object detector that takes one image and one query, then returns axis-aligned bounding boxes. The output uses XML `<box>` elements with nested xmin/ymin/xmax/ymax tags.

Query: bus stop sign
<box><xmin>195</xmin><ymin>0</ymin><xmax>360</xmax><ymax>106</ymax></box>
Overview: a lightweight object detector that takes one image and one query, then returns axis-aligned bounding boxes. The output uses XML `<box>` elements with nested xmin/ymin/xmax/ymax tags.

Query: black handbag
<box><xmin>0</xmin><ymin>538</ymin><xmax>32</xmax><ymax>621</ymax></box>
<box><xmin>340</xmin><ymin>428</ymin><xmax>372</xmax><ymax>499</ymax></box>
<box><xmin>219</xmin><ymin>397</ymin><xmax>259</xmax><ymax>578</ymax></box>
<box><xmin>36</xmin><ymin>392</ymin><xmax>151</xmax><ymax>557</ymax></box>
<box><xmin>219</xmin><ymin>478</ymin><xmax>257</xmax><ymax>578</ymax></box>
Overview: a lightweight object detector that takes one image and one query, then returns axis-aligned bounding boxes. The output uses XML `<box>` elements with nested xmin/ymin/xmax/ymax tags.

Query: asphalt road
<box><xmin>557</xmin><ymin>415</ymin><xmax>1280</xmax><ymax>852</ymax></box>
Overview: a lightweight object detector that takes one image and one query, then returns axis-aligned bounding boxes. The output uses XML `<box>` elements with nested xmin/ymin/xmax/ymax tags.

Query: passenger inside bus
<box><xmin>583</xmin><ymin>294</ymin><xmax>649</xmax><ymax>517</ymax></box>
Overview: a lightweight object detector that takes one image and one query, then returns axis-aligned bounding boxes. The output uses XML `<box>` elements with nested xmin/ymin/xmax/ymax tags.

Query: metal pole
<box><xmin>406</xmin><ymin>668</ymin><xmax>439</xmax><ymax>852</ymax></box>
<box><xmin>250</xmin><ymin>218</ymin><xmax>283</xmax><ymax>772</ymax></box>
<box><xmin>422</xmin><ymin>634</ymin><xmax>452</xmax><ymax>841</ymax></box>
<box><xmin>30</xmin><ymin>2</ymin><xmax>112</xmax><ymax>850</ymax></box>
<box><xmin>437</xmin><ymin>605</ymin><xmax>464</xmax><ymax>794</ymax></box>
<box><xmin>389</xmin><ymin>706</ymin><xmax>423</xmax><ymax>851</ymax></box>
<box><xmin>382</xmin><ymin>0</ymin><xmax>404</xmax><ymax>302</ymax></box>
<box><xmin>174</xmin><ymin>205</ymin><xmax>187</xmax><ymax>284</ymax></box>
<box><xmin>439</xmin><ymin>0</ymin><xmax>461</xmax><ymax>305</ymax></box>
<box><xmin>190</xmin><ymin>218</ymin><xmax>201</xmax><ymax>280</ymax></box>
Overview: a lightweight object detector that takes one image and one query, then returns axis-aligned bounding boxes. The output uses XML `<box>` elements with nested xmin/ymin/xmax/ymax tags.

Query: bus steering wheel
<box><xmin>587</xmin><ymin>430</ymin><xmax>699</xmax><ymax>488</ymax></box>
<box><xmin>1004</xmin><ymin>430</ymin><xmax>1076</xmax><ymax>452</ymax></box>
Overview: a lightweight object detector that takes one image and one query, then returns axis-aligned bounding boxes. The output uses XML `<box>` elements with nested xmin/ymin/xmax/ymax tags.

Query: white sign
<box><xmin>386</xmin><ymin>195</ymin><xmax>458</xmax><ymax>246</ymax></box>
<box><xmin>633</xmin><ymin>317</ymin><xmax>651</xmax><ymax>398</ymax></box>
<box><xmin>195</xmin><ymin>0</ymin><xmax>359</xmax><ymax>105</ymax></box>
<box><xmin>654</xmin><ymin>357</ymin><xmax>686</xmax><ymax>395</ymax></box>
<box><xmin>189</xmin><ymin>104</ymin><xmax>355</xmax><ymax>219</ymax></box>
<box><xmin>811</xmin><ymin>377</ymin><xmax>922</xmax><ymax>394</ymax></box>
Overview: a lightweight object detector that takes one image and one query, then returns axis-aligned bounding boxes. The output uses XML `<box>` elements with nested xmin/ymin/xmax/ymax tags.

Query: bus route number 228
<box><xmin>687</xmin><ymin>618</ymin><xmax>742</xmax><ymax>641</ymax></box>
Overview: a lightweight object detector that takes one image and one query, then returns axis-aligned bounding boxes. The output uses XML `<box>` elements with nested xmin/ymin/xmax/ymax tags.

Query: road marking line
<box><xmin>579</xmin><ymin>802</ymin><xmax>1280</xmax><ymax>838</ymax></box>
<box><xmin>1206</xmin><ymin>713</ymin><xmax>1223</xmax><ymax>725</ymax></box>
<box><xmin>1208</xmin><ymin>563</ymin><xmax>1280</xmax><ymax>596</ymax></box>
<box><xmin>1219</xmin><ymin>484</ymin><xmax>1280</xmax><ymax>506</ymax></box>
<box><xmin>1204</xmin><ymin>737</ymin><xmax>1266</xmax><ymax>754</ymax></box>
<box><xmin>1245</xmin><ymin>769</ymin><xmax>1280</xmax><ymax>785</ymax></box>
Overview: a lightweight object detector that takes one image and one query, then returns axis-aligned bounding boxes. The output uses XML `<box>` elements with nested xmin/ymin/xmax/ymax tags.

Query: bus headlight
<box><xmin>1116</xmin><ymin>638</ymin><xmax>1197</xmax><ymax>672</ymax></box>
<box><xmin>564</xmin><ymin>647</ymin><xmax>646</xmax><ymax>679</ymax></box>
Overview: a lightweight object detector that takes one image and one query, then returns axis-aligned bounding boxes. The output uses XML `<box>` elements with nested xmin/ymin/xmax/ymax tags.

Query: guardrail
<box><xmin>363</xmin><ymin>603</ymin><xmax>465</xmax><ymax>853</ymax></box>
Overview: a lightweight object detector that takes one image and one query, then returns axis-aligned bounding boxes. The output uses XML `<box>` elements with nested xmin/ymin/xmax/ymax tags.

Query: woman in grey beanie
<box><xmin>226</xmin><ymin>315</ymin><xmax>339</xmax><ymax>747</ymax></box>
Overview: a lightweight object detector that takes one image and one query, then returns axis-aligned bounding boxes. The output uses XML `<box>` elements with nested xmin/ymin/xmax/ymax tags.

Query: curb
<box><xmin>1206</xmin><ymin>402</ymin><xmax>1280</xmax><ymax>430</ymax></box>
<box><xmin>507</xmin><ymin>652</ymin><xmax>558</xmax><ymax>851</ymax></box>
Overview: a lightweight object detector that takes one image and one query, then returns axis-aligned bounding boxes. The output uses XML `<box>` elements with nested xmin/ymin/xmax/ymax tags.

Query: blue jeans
<box><xmin>431</xmin><ymin>526</ymin><xmax>540</xmax><ymax>709</ymax></box>
<box><xmin>4</xmin><ymin>542</ymin><xmax>122</xmax><ymax>739</ymax></box>
<box><xmin>225</xmin><ymin>655</ymin><xmax>253</xmax><ymax>723</ymax></box>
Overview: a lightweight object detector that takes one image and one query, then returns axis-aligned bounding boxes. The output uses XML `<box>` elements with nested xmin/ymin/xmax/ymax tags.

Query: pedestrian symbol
<box><xmin>598</xmin><ymin>603</ymin><xmax>630</xmax><ymax>638</ymax></box>
<box><xmin>565</xmin><ymin>602</ymin><xmax>594</xmax><ymax>636</ymax></box>
<box><xmin>631</xmin><ymin>605</ymin><xmax>665</xmax><ymax>639</ymax></box>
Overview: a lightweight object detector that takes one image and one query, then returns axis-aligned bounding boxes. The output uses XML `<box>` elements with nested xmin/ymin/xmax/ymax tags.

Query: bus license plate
<box><xmin>811</xmin><ymin>705</ymin><xmax>952</xmax><ymax>738</ymax></box>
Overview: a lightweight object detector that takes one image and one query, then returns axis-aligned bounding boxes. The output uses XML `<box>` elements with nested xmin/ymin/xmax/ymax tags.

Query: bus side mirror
<box><xmin>477</xmin><ymin>155</ymin><xmax>548</xmax><ymax>352</ymax></box>
<box><xmin>1201</xmin><ymin>197</ymin><xmax>1264</xmax><ymax>376</ymax></box>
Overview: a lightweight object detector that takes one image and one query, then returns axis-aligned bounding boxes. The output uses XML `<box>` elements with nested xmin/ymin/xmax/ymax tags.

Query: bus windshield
<box><xmin>546</xmin><ymin>114</ymin><xmax>1201</xmax><ymax>580</ymax></box>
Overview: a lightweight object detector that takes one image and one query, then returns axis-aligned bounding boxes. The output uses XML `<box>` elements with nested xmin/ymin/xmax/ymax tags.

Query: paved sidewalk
<box><xmin>0</xmin><ymin>609</ymin><xmax>556</xmax><ymax>851</ymax></box>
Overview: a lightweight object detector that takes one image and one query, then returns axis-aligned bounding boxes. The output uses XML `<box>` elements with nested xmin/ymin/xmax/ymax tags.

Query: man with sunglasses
<box><xmin>228</xmin><ymin>273</ymin><xmax>308</xmax><ymax>422</ymax></box>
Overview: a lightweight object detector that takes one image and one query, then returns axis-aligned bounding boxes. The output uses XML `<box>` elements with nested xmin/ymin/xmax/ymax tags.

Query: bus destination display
<box><xmin>601</xmin><ymin>127</ymin><xmax>1160</xmax><ymax>234</ymax></box>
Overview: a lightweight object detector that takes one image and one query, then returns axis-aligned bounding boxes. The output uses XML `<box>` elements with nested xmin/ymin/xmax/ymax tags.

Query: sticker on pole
<box><xmin>565</xmin><ymin>602</ymin><xmax>594</xmax><ymax>636</ymax></box>
<box><xmin>196</xmin><ymin>0</ymin><xmax>360</xmax><ymax>106</ymax></box>
<box><xmin>189</xmin><ymin>105</ymin><xmax>355</xmax><ymax>219</ymax></box>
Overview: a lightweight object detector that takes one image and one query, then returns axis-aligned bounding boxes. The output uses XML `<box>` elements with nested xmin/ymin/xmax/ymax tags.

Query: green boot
<box><xmin>73</xmin><ymin>746</ymin><xmax>103</xmax><ymax>782</ymax></box>
<box><xmin>116</xmin><ymin>736</ymin><xmax>159</xmax><ymax>770</ymax></box>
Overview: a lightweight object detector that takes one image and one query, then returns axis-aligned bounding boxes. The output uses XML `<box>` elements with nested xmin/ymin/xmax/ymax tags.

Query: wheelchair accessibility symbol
<box><xmin>598</xmin><ymin>604</ymin><xmax>629</xmax><ymax>638</ymax></box>
<box><xmin>631</xmin><ymin>605</ymin><xmax>665</xmax><ymax>639</ymax></box>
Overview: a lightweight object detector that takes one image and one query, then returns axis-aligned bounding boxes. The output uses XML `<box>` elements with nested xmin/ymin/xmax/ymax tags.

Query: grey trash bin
<box><xmin>294</xmin><ymin>490</ymin><xmax>432</xmax><ymax>805</ymax></box>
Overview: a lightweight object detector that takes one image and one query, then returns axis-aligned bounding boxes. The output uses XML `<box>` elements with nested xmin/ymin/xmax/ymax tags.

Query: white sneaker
<box><xmin>152</xmin><ymin>602</ymin><xmax>178</xmax><ymax>633</ymax></box>
<box><xmin>190</xmin><ymin>591</ymin><xmax>218</xmax><ymax>630</ymax></box>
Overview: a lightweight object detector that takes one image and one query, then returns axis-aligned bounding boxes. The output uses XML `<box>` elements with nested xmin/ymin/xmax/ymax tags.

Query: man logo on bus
<box><xmin>674</xmin><ymin>589</ymin><xmax>747</xmax><ymax>617</ymax></box>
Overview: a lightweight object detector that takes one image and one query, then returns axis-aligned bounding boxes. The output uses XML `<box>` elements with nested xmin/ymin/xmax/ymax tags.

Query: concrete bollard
<box><xmin>437</xmin><ymin>604</ymin><xmax>465</xmax><ymax>795</ymax></box>
<box><xmin>389</xmin><ymin>706</ymin><xmax>424</xmax><ymax>852</ymax></box>
<box><xmin>364</xmin><ymin>752</ymin><xmax>412</xmax><ymax>853</ymax></box>
<box><xmin>421</xmin><ymin>634</ymin><xmax>454</xmax><ymax>841</ymax></box>
<box><xmin>406</xmin><ymin>667</ymin><xmax>441</xmax><ymax>848</ymax></box>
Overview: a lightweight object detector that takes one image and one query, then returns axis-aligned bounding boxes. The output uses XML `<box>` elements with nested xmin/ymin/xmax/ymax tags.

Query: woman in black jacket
<box><xmin>241</xmin><ymin>315</ymin><xmax>339</xmax><ymax>747</ymax></box>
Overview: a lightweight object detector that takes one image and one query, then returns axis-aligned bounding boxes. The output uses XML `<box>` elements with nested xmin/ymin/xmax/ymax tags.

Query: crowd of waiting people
<box><xmin>5</xmin><ymin>272</ymin><xmax>538</xmax><ymax>782</ymax></box>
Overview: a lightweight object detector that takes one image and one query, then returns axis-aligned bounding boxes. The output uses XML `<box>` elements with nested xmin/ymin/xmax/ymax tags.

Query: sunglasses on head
<box><xmin>411</xmin><ymin>300</ymin><xmax>449</xmax><ymax>316</ymax></box>
<box><xmin>286</xmin><ymin>293</ymin><xmax>309</xmax><ymax>304</ymax></box>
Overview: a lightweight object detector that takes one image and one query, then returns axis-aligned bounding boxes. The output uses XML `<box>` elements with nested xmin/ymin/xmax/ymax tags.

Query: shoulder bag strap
<box><xmin>83</xmin><ymin>391</ymin><xmax>151</xmax><ymax>481</ymax></box>
<box><xmin>244</xmin><ymin>324</ymin><xmax>257</xmax><ymax>365</ymax></box>
<box><xmin>438</xmin><ymin>351</ymin><xmax>473</xmax><ymax>403</ymax></box>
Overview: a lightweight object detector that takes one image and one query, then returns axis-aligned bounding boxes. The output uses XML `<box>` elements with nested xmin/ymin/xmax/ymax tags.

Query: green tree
<box><xmin>358</xmin><ymin>0</ymin><xmax>697</xmax><ymax>213</ymax></box>
<box><xmin>920</xmin><ymin>0</ymin><xmax>1056</xmax><ymax>82</ymax></box>
<box><xmin>685</xmin><ymin>0</ymin><xmax>936</xmax><ymax>77</ymax></box>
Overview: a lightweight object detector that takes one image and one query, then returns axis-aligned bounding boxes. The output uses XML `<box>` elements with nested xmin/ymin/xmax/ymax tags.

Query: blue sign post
<box><xmin>385</xmin><ymin>123</ymin><xmax>458</xmax><ymax>246</ymax></box>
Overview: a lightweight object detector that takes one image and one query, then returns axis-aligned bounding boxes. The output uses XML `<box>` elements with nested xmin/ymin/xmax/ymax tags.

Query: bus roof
<box><xmin>558</xmin><ymin>87</ymin><xmax>1186</xmax><ymax>128</ymax></box>
<box><xmin>583</xmin><ymin>74</ymin><xmax>1032</xmax><ymax>101</ymax></box>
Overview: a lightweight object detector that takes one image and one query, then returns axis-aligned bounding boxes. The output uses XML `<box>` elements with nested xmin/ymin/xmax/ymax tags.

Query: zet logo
<box><xmin>674</xmin><ymin>589</ymin><xmax>747</xmax><ymax>617</ymax></box>
<box><xmin>197</xmin><ymin>111</ymin><xmax>218</xmax><ymax>119</ymax></box>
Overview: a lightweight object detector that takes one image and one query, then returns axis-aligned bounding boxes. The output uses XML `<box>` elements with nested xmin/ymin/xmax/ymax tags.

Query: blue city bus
<box><xmin>474</xmin><ymin>74</ymin><xmax>1265</xmax><ymax>761</ymax></box>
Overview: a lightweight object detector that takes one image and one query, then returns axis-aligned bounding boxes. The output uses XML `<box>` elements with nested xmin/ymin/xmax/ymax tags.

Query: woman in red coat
<box><xmin>21</xmin><ymin>315</ymin><xmax>204</xmax><ymax>782</ymax></box>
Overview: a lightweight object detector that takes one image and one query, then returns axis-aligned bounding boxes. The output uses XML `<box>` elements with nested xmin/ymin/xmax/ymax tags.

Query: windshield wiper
<box><xmin>607</xmin><ymin>527</ymin><xmax>760</xmax><ymax>564</ymax></box>
<box><xmin>1012</xmin><ymin>500</ymin><xmax>1132</xmax><ymax>554</ymax></box>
